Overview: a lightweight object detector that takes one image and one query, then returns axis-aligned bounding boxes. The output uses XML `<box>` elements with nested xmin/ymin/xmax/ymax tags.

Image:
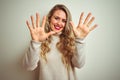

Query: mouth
<box><xmin>54</xmin><ymin>25</ymin><xmax>62</xmax><ymax>30</ymax></box>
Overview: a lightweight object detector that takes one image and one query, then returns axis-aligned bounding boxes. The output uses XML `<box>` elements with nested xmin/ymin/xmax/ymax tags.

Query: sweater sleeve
<box><xmin>71</xmin><ymin>38</ymin><xmax>85</xmax><ymax>69</ymax></box>
<box><xmin>23</xmin><ymin>40</ymin><xmax>41</xmax><ymax>71</ymax></box>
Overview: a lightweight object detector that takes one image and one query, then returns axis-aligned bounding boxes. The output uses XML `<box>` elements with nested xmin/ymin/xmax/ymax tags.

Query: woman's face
<box><xmin>50</xmin><ymin>10</ymin><xmax>67</xmax><ymax>33</ymax></box>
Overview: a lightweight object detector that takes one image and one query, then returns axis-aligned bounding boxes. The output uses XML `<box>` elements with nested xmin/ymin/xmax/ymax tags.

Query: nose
<box><xmin>57</xmin><ymin>20</ymin><xmax>62</xmax><ymax>26</ymax></box>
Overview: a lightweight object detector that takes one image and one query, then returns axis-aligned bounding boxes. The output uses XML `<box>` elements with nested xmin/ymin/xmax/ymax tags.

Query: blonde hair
<box><xmin>40</xmin><ymin>4</ymin><xmax>77</xmax><ymax>69</ymax></box>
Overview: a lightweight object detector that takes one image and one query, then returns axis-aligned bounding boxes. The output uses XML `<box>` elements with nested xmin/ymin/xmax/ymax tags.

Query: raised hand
<box><xmin>26</xmin><ymin>13</ymin><xmax>56</xmax><ymax>42</ymax></box>
<box><xmin>70</xmin><ymin>12</ymin><xmax>98</xmax><ymax>39</ymax></box>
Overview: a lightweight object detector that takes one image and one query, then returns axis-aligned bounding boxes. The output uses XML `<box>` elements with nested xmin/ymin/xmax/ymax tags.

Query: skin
<box><xmin>50</xmin><ymin>10</ymin><xmax>67</xmax><ymax>33</ymax></box>
<box><xmin>26</xmin><ymin>10</ymin><xmax>97</xmax><ymax>42</ymax></box>
<box><xmin>70</xmin><ymin>12</ymin><xmax>98</xmax><ymax>39</ymax></box>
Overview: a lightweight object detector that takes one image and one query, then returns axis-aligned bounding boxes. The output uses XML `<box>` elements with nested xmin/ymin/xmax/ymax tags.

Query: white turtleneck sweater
<box><xmin>23</xmin><ymin>35</ymin><xmax>85</xmax><ymax>80</ymax></box>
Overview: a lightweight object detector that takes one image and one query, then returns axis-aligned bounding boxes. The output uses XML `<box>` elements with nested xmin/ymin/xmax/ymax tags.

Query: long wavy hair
<box><xmin>40</xmin><ymin>4</ymin><xmax>77</xmax><ymax>69</ymax></box>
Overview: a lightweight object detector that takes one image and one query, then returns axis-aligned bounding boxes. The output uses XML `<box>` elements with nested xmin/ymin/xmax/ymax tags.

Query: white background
<box><xmin>0</xmin><ymin>0</ymin><xmax>120</xmax><ymax>80</ymax></box>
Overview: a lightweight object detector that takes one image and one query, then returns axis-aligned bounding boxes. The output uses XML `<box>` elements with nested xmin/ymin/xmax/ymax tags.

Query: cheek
<box><xmin>51</xmin><ymin>17</ymin><xmax>56</xmax><ymax>23</ymax></box>
<box><xmin>62</xmin><ymin>23</ymin><xmax>66</xmax><ymax>30</ymax></box>
<box><xmin>63</xmin><ymin>23</ymin><xmax>66</xmax><ymax>27</ymax></box>
<box><xmin>50</xmin><ymin>19</ymin><xmax>56</xmax><ymax>26</ymax></box>
<box><xmin>49</xmin><ymin>20</ymin><xmax>54</xmax><ymax>28</ymax></box>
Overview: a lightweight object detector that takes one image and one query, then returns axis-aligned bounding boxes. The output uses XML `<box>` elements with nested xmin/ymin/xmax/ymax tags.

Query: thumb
<box><xmin>70</xmin><ymin>21</ymin><xmax>76</xmax><ymax>32</ymax></box>
<box><xmin>47</xmin><ymin>31</ymin><xmax>56</xmax><ymax>36</ymax></box>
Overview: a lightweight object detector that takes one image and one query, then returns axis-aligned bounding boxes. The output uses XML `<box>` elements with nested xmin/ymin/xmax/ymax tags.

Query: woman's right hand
<box><xmin>26</xmin><ymin>13</ymin><xmax>56</xmax><ymax>42</ymax></box>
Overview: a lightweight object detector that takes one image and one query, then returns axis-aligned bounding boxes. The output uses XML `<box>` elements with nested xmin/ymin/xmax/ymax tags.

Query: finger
<box><xmin>41</xmin><ymin>16</ymin><xmax>46</xmax><ymax>28</ymax></box>
<box><xmin>78</xmin><ymin>12</ymin><xmax>84</xmax><ymax>26</ymax></box>
<box><xmin>26</xmin><ymin>20</ymin><xmax>32</xmax><ymax>31</ymax></box>
<box><xmin>90</xmin><ymin>24</ymin><xmax>98</xmax><ymax>31</ymax></box>
<box><xmin>31</xmin><ymin>15</ymin><xmax>36</xmax><ymax>28</ymax></box>
<box><xmin>36</xmin><ymin>13</ymin><xmax>40</xmax><ymax>28</ymax></box>
<box><xmin>87</xmin><ymin>17</ymin><xmax>95</xmax><ymax>27</ymax></box>
<box><xmin>83</xmin><ymin>13</ymin><xmax>92</xmax><ymax>24</ymax></box>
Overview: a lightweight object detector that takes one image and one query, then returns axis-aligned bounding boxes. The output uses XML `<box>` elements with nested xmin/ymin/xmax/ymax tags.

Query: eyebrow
<box><xmin>53</xmin><ymin>15</ymin><xmax>66</xmax><ymax>20</ymax></box>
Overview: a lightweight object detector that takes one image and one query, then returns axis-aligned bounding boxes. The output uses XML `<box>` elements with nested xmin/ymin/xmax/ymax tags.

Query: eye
<box><xmin>62</xmin><ymin>19</ymin><xmax>67</xmax><ymax>23</ymax></box>
<box><xmin>54</xmin><ymin>16</ymin><xmax>59</xmax><ymax>20</ymax></box>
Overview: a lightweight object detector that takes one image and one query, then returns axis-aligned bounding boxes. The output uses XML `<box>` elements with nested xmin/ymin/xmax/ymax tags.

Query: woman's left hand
<box><xmin>70</xmin><ymin>12</ymin><xmax>98</xmax><ymax>39</ymax></box>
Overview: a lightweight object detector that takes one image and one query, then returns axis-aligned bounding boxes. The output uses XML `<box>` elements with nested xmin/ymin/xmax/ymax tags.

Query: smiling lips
<box><xmin>54</xmin><ymin>25</ymin><xmax>62</xmax><ymax>30</ymax></box>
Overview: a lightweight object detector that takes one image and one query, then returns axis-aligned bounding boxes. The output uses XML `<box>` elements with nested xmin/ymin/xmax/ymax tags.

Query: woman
<box><xmin>23</xmin><ymin>4</ymin><xmax>97</xmax><ymax>80</ymax></box>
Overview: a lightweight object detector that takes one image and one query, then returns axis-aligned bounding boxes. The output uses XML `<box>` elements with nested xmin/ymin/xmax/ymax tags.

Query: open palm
<box><xmin>70</xmin><ymin>12</ymin><xmax>97</xmax><ymax>39</ymax></box>
<box><xmin>26</xmin><ymin>13</ymin><xmax>55</xmax><ymax>42</ymax></box>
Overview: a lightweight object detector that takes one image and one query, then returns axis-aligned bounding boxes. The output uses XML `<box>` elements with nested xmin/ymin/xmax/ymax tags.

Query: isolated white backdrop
<box><xmin>0</xmin><ymin>0</ymin><xmax>120</xmax><ymax>80</ymax></box>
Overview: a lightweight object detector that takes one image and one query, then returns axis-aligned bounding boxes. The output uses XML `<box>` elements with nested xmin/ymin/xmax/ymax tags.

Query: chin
<box><xmin>53</xmin><ymin>28</ymin><xmax>63</xmax><ymax>32</ymax></box>
<box><xmin>53</xmin><ymin>30</ymin><xmax>63</xmax><ymax>35</ymax></box>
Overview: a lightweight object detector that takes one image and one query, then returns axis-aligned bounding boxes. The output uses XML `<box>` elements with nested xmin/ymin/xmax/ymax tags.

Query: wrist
<box><xmin>32</xmin><ymin>39</ymin><xmax>40</xmax><ymax>42</ymax></box>
<box><xmin>75</xmin><ymin>38</ymin><xmax>85</xmax><ymax>44</ymax></box>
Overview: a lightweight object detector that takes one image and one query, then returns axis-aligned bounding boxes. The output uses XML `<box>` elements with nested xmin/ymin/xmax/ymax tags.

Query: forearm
<box><xmin>71</xmin><ymin>38</ymin><xmax>85</xmax><ymax>68</ymax></box>
<box><xmin>23</xmin><ymin>40</ymin><xmax>41</xmax><ymax>71</ymax></box>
